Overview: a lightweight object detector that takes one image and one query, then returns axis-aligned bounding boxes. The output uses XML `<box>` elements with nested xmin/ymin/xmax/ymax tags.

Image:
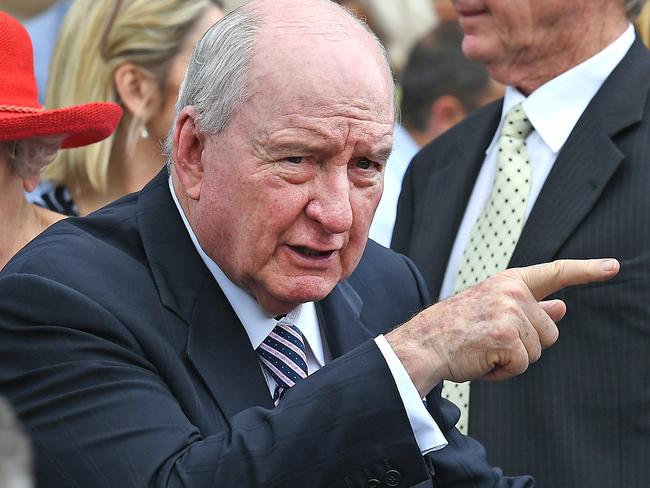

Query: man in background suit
<box><xmin>0</xmin><ymin>0</ymin><xmax>617</xmax><ymax>486</ymax></box>
<box><xmin>369</xmin><ymin>22</ymin><xmax>502</xmax><ymax>246</ymax></box>
<box><xmin>393</xmin><ymin>0</ymin><xmax>650</xmax><ymax>486</ymax></box>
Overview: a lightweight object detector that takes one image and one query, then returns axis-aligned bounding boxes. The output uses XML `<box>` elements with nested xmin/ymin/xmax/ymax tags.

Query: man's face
<box><xmin>451</xmin><ymin>0</ymin><xmax>614</xmax><ymax>87</ymax></box>
<box><xmin>190</xmin><ymin>30</ymin><xmax>394</xmax><ymax>315</ymax></box>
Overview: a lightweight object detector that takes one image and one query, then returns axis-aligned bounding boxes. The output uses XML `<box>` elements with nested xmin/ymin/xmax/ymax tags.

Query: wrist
<box><xmin>386</xmin><ymin>320</ymin><xmax>445</xmax><ymax>397</ymax></box>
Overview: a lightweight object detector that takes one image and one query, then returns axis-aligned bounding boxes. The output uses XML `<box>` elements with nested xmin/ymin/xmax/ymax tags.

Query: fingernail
<box><xmin>601</xmin><ymin>259</ymin><xmax>617</xmax><ymax>272</ymax></box>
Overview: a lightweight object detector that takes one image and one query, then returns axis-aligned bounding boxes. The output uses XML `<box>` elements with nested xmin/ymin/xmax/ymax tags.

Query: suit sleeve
<box><xmin>0</xmin><ymin>272</ymin><xmax>433</xmax><ymax>488</ymax></box>
<box><xmin>399</xmin><ymin>254</ymin><xmax>535</xmax><ymax>487</ymax></box>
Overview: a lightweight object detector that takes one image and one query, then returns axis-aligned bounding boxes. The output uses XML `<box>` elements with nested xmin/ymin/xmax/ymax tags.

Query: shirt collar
<box><xmin>167</xmin><ymin>176</ymin><xmax>325</xmax><ymax>366</ymax></box>
<box><xmin>489</xmin><ymin>24</ymin><xmax>635</xmax><ymax>155</ymax></box>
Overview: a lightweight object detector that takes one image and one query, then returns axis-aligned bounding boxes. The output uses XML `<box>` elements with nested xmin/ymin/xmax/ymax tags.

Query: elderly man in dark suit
<box><xmin>0</xmin><ymin>0</ymin><xmax>618</xmax><ymax>486</ymax></box>
<box><xmin>393</xmin><ymin>0</ymin><xmax>649</xmax><ymax>486</ymax></box>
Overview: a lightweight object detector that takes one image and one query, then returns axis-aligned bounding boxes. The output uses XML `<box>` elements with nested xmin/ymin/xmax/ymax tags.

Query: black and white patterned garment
<box><xmin>26</xmin><ymin>180</ymin><xmax>79</xmax><ymax>217</ymax></box>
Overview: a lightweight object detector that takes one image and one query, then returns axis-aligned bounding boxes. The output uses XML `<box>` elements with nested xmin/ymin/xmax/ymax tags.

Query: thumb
<box><xmin>505</xmin><ymin>258</ymin><xmax>620</xmax><ymax>301</ymax></box>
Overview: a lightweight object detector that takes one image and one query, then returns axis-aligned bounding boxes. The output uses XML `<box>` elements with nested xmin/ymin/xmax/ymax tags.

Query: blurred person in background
<box><xmin>2</xmin><ymin>0</ymin><xmax>72</xmax><ymax>104</ymax></box>
<box><xmin>28</xmin><ymin>0</ymin><xmax>224</xmax><ymax>216</ymax></box>
<box><xmin>635</xmin><ymin>0</ymin><xmax>650</xmax><ymax>46</ymax></box>
<box><xmin>370</xmin><ymin>23</ymin><xmax>502</xmax><ymax>246</ymax></box>
<box><xmin>432</xmin><ymin>0</ymin><xmax>457</xmax><ymax>24</ymax></box>
<box><xmin>0</xmin><ymin>0</ymin><xmax>59</xmax><ymax>20</ymax></box>
<box><xmin>0</xmin><ymin>396</ymin><xmax>33</xmax><ymax>488</ymax></box>
<box><xmin>0</xmin><ymin>11</ymin><xmax>120</xmax><ymax>269</ymax></box>
<box><xmin>393</xmin><ymin>0</ymin><xmax>650</xmax><ymax>486</ymax></box>
<box><xmin>23</xmin><ymin>1</ymin><xmax>72</xmax><ymax>104</ymax></box>
<box><xmin>333</xmin><ymin>0</ymin><xmax>438</xmax><ymax>74</ymax></box>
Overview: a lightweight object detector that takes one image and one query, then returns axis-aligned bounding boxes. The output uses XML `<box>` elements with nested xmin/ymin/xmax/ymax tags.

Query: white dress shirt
<box><xmin>370</xmin><ymin>123</ymin><xmax>421</xmax><ymax>247</ymax></box>
<box><xmin>439</xmin><ymin>24</ymin><xmax>635</xmax><ymax>300</ymax></box>
<box><xmin>168</xmin><ymin>177</ymin><xmax>447</xmax><ymax>454</ymax></box>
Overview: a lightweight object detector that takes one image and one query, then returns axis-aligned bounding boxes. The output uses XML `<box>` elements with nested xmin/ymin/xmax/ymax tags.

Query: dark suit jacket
<box><xmin>393</xmin><ymin>37</ymin><xmax>650</xmax><ymax>488</ymax></box>
<box><xmin>0</xmin><ymin>171</ymin><xmax>531</xmax><ymax>487</ymax></box>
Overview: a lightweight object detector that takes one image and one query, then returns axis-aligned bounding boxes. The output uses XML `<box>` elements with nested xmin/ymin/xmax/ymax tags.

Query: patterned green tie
<box><xmin>442</xmin><ymin>103</ymin><xmax>534</xmax><ymax>434</ymax></box>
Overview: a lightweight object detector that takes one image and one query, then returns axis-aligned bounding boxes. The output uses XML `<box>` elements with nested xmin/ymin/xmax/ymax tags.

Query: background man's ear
<box><xmin>428</xmin><ymin>95</ymin><xmax>468</xmax><ymax>139</ymax></box>
<box><xmin>173</xmin><ymin>106</ymin><xmax>205</xmax><ymax>201</ymax></box>
<box><xmin>113</xmin><ymin>63</ymin><xmax>159</xmax><ymax>122</ymax></box>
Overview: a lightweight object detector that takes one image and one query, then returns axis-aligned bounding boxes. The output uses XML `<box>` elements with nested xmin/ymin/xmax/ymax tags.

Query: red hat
<box><xmin>0</xmin><ymin>12</ymin><xmax>122</xmax><ymax>149</ymax></box>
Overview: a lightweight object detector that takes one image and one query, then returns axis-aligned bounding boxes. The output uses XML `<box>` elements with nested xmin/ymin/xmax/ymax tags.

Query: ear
<box><xmin>113</xmin><ymin>63</ymin><xmax>159</xmax><ymax>120</ymax></box>
<box><xmin>427</xmin><ymin>95</ymin><xmax>468</xmax><ymax>139</ymax></box>
<box><xmin>173</xmin><ymin>106</ymin><xmax>205</xmax><ymax>201</ymax></box>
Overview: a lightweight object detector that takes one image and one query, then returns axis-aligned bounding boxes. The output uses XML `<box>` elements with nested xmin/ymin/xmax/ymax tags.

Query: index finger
<box><xmin>504</xmin><ymin>258</ymin><xmax>620</xmax><ymax>301</ymax></box>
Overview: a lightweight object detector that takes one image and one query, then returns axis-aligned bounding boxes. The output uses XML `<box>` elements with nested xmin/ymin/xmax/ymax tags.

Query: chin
<box><xmin>267</xmin><ymin>277</ymin><xmax>339</xmax><ymax>312</ymax></box>
<box><xmin>461</xmin><ymin>35</ymin><xmax>496</xmax><ymax>62</ymax></box>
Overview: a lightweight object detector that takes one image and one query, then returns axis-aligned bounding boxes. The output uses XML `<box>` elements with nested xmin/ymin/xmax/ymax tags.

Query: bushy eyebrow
<box><xmin>373</xmin><ymin>145</ymin><xmax>393</xmax><ymax>162</ymax></box>
<box><xmin>268</xmin><ymin>140</ymin><xmax>325</xmax><ymax>155</ymax></box>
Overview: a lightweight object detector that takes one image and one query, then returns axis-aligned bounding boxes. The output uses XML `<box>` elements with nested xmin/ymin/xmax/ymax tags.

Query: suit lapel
<box><xmin>511</xmin><ymin>38</ymin><xmax>650</xmax><ymax>267</ymax></box>
<box><xmin>420</xmin><ymin>102</ymin><xmax>502</xmax><ymax>297</ymax></box>
<box><xmin>186</xmin><ymin>279</ymin><xmax>274</xmax><ymax>414</ymax></box>
<box><xmin>509</xmin><ymin>116</ymin><xmax>623</xmax><ymax>266</ymax></box>
<box><xmin>137</xmin><ymin>171</ymin><xmax>273</xmax><ymax>421</ymax></box>
<box><xmin>317</xmin><ymin>280</ymin><xmax>374</xmax><ymax>359</ymax></box>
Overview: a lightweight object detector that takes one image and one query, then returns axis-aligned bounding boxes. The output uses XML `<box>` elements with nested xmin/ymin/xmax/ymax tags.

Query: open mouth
<box><xmin>290</xmin><ymin>246</ymin><xmax>335</xmax><ymax>258</ymax></box>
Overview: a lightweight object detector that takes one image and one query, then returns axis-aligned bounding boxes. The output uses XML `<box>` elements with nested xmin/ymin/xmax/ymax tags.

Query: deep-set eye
<box><xmin>356</xmin><ymin>158</ymin><xmax>376</xmax><ymax>170</ymax></box>
<box><xmin>286</xmin><ymin>156</ymin><xmax>304</xmax><ymax>164</ymax></box>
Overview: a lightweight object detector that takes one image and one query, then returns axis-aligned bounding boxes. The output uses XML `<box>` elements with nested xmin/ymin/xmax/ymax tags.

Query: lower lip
<box><xmin>285</xmin><ymin>246</ymin><xmax>338</xmax><ymax>269</ymax></box>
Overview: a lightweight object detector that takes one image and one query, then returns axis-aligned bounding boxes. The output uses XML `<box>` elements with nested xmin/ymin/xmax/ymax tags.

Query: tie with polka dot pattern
<box><xmin>442</xmin><ymin>103</ymin><xmax>534</xmax><ymax>434</ymax></box>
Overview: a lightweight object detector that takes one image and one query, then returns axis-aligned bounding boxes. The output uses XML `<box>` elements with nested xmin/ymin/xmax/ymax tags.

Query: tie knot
<box><xmin>500</xmin><ymin>104</ymin><xmax>533</xmax><ymax>140</ymax></box>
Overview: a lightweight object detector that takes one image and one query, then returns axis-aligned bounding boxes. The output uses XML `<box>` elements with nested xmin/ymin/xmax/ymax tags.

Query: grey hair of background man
<box><xmin>626</xmin><ymin>0</ymin><xmax>648</xmax><ymax>18</ymax></box>
<box><xmin>163</xmin><ymin>1</ymin><xmax>394</xmax><ymax>173</ymax></box>
<box><xmin>0</xmin><ymin>396</ymin><xmax>33</xmax><ymax>488</ymax></box>
<box><xmin>0</xmin><ymin>137</ymin><xmax>62</xmax><ymax>180</ymax></box>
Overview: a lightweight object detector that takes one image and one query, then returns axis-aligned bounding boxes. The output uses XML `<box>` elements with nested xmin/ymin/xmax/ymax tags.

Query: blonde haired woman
<box><xmin>31</xmin><ymin>0</ymin><xmax>223</xmax><ymax>216</ymax></box>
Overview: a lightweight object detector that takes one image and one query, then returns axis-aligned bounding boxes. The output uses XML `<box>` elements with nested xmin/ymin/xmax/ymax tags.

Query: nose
<box><xmin>305</xmin><ymin>170</ymin><xmax>353</xmax><ymax>234</ymax></box>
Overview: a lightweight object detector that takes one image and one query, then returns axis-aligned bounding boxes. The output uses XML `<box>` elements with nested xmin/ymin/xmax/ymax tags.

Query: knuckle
<box><xmin>500</xmin><ymin>296</ymin><xmax>523</xmax><ymax>317</ymax></box>
<box><xmin>507</xmin><ymin>283</ymin><xmax>527</xmax><ymax>302</ymax></box>
<box><xmin>493</xmin><ymin>320</ymin><xmax>519</xmax><ymax>344</ymax></box>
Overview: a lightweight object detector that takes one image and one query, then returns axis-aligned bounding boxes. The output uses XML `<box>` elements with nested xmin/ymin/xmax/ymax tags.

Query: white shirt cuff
<box><xmin>375</xmin><ymin>335</ymin><xmax>448</xmax><ymax>454</ymax></box>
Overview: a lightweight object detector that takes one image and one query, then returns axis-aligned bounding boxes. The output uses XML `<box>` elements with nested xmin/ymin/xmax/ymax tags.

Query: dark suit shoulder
<box><xmin>409</xmin><ymin>99</ymin><xmax>502</xmax><ymax>179</ymax></box>
<box><xmin>5</xmin><ymin>191</ymin><xmax>144</xmax><ymax>279</ymax></box>
<box><xmin>347</xmin><ymin>240</ymin><xmax>431</xmax><ymax>331</ymax></box>
<box><xmin>1</xmin><ymin>191</ymin><xmax>155</xmax><ymax>331</ymax></box>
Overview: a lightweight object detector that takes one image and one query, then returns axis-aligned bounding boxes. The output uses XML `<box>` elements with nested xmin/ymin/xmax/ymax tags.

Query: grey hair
<box><xmin>0</xmin><ymin>397</ymin><xmax>33</xmax><ymax>488</ymax></box>
<box><xmin>164</xmin><ymin>7</ymin><xmax>261</xmax><ymax>172</ymax></box>
<box><xmin>164</xmin><ymin>0</ymin><xmax>394</xmax><ymax>173</ymax></box>
<box><xmin>625</xmin><ymin>0</ymin><xmax>647</xmax><ymax>18</ymax></box>
<box><xmin>0</xmin><ymin>137</ymin><xmax>63</xmax><ymax>179</ymax></box>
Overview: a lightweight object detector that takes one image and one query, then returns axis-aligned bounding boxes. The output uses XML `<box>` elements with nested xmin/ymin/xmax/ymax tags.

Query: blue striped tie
<box><xmin>257</xmin><ymin>323</ymin><xmax>308</xmax><ymax>405</ymax></box>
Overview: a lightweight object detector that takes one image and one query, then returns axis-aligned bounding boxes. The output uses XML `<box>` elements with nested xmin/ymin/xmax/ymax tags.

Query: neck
<box><xmin>0</xmin><ymin>166</ymin><xmax>64</xmax><ymax>269</ymax></box>
<box><xmin>496</xmin><ymin>17</ymin><xmax>629</xmax><ymax>96</ymax></box>
<box><xmin>407</xmin><ymin>129</ymin><xmax>429</xmax><ymax>148</ymax></box>
<box><xmin>76</xmin><ymin>125</ymin><xmax>165</xmax><ymax>216</ymax></box>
